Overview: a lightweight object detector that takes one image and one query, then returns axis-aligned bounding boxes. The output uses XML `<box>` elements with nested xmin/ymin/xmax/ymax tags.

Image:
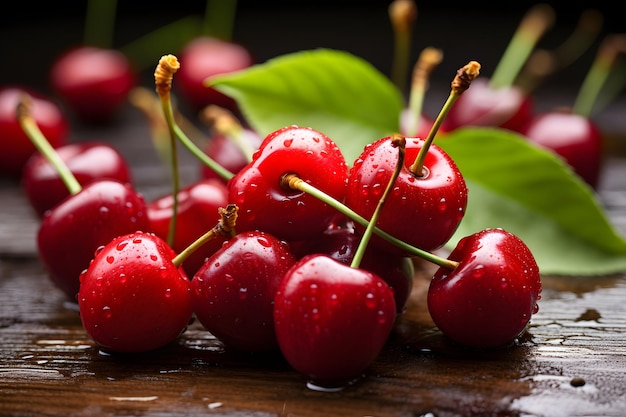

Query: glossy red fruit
<box><xmin>78</xmin><ymin>231</ymin><xmax>193</xmax><ymax>353</ymax></box>
<box><xmin>427</xmin><ymin>228</ymin><xmax>541</xmax><ymax>349</ymax></box>
<box><xmin>345</xmin><ymin>136</ymin><xmax>467</xmax><ymax>255</ymax></box>
<box><xmin>22</xmin><ymin>141</ymin><xmax>132</xmax><ymax>217</ymax></box>
<box><xmin>37</xmin><ymin>180</ymin><xmax>151</xmax><ymax>301</ymax></box>
<box><xmin>290</xmin><ymin>222</ymin><xmax>414</xmax><ymax>314</ymax></box>
<box><xmin>0</xmin><ymin>86</ymin><xmax>69</xmax><ymax>178</ymax></box>
<box><xmin>228</xmin><ymin>125</ymin><xmax>348</xmax><ymax>241</ymax></box>
<box><xmin>49</xmin><ymin>46</ymin><xmax>136</xmax><ymax>123</ymax></box>
<box><xmin>274</xmin><ymin>254</ymin><xmax>396</xmax><ymax>390</ymax></box>
<box><xmin>147</xmin><ymin>179</ymin><xmax>230</xmax><ymax>278</ymax></box>
<box><xmin>201</xmin><ymin>126</ymin><xmax>262</xmax><ymax>182</ymax></box>
<box><xmin>191</xmin><ymin>231</ymin><xmax>297</xmax><ymax>352</ymax></box>
<box><xmin>441</xmin><ymin>78</ymin><xmax>533</xmax><ymax>133</ymax></box>
<box><xmin>520</xmin><ymin>110</ymin><xmax>603</xmax><ymax>189</ymax></box>
<box><xmin>176</xmin><ymin>36</ymin><xmax>253</xmax><ymax>113</ymax></box>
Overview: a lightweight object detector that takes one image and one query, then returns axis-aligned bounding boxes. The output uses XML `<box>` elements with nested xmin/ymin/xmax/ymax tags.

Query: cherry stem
<box><xmin>280</xmin><ymin>173</ymin><xmax>458</xmax><ymax>270</ymax></box>
<box><xmin>155</xmin><ymin>55</ymin><xmax>183</xmax><ymax>247</ymax></box>
<box><xmin>154</xmin><ymin>55</ymin><xmax>235</xmax><ymax>183</ymax></box>
<box><xmin>84</xmin><ymin>0</ymin><xmax>117</xmax><ymax>48</ymax></box>
<box><xmin>573</xmin><ymin>33</ymin><xmax>626</xmax><ymax>117</ymax></box>
<box><xmin>203</xmin><ymin>0</ymin><xmax>238</xmax><ymax>40</ymax></box>
<box><xmin>351</xmin><ymin>134</ymin><xmax>406</xmax><ymax>269</ymax></box>
<box><xmin>15</xmin><ymin>95</ymin><xmax>82</xmax><ymax>196</ymax></box>
<box><xmin>389</xmin><ymin>0</ymin><xmax>417</xmax><ymax>93</ymax></box>
<box><xmin>489</xmin><ymin>3</ymin><xmax>555</xmax><ymax>90</ymax></box>
<box><xmin>172</xmin><ymin>204</ymin><xmax>239</xmax><ymax>268</ymax></box>
<box><xmin>200</xmin><ymin>105</ymin><xmax>255</xmax><ymax>162</ymax></box>
<box><xmin>516</xmin><ymin>9</ymin><xmax>604</xmax><ymax>93</ymax></box>
<box><xmin>410</xmin><ymin>61</ymin><xmax>481</xmax><ymax>176</ymax></box>
<box><xmin>406</xmin><ymin>47</ymin><xmax>443</xmax><ymax>137</ymax></box>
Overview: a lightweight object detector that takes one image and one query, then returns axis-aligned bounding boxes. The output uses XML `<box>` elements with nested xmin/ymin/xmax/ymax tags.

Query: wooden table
<box><xmin>1</xmin><ymin>101</ymin><xmax>626</xmax><ymax>417</ymax></box>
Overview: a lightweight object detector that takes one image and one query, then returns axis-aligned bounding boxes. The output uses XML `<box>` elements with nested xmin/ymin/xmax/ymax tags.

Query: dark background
<box><xmin>2</xmin><ymin>1</ymin><xmax>624</xmax><ymax>128</ymax></box>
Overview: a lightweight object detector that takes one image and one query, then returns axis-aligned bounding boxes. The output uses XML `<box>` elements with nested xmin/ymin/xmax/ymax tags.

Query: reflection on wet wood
<box><xmin>1</xmin><ymin>109</ymin><xmax>626</xmax><ymax>417</ymax></box>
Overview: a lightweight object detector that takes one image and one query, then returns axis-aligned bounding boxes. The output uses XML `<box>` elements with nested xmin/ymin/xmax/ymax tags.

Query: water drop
<box><xmin>239</xmin><ymin>287</ymin><xmax>248</xmax><ymax>300</ymax></box>
<box><xmin>106</xmin><ymin>256</ymin><xmax>114</xmax><ymax>264</ymax></box>
<box><xmin>116</xmin><ymin>241</ymin><xmax>128</xmax><ymax>251</ymax></box>
<box><xmin>438</xmin><ymin>197</ymin><xmax>448</xmax><ymax>212</ymax></box>
<box><xmin>102</xmin><ymin>306</ymin><xmax>112</xmax><ymax>319</ymax></box>
<box><xmin>283</xmin><ymin>138</ymin><xmax>293</xmax><ymax>147</ymax></box>
<box><xmin>133</xmin><ymin>237</ymin><xmax>142</xmax><ymax>244</ymax></box>
<box><xmin>150</xmin><ymin>254</ymin><xmax>158</xmax><ymax>262</ymax></box>
<box><xmin>257</xmin><ymin>236</ymin><xmax>271</xmax><ymax>247</ymax></box>
<box><xmin>364</xmin><ymin>293</ymin><xmax>376</xmax><ymax>309</ymax></box>
<box><xmin>164</xmin><ymin>288</ymin><xmax>172</xmax><ymax>299</ymax></box>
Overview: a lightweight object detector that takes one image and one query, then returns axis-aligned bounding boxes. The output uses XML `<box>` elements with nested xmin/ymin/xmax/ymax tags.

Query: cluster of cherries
<box><xmin>5</xmin><ymin>46</ymin><xmax>542</xmax><ymax>391</ymax></box>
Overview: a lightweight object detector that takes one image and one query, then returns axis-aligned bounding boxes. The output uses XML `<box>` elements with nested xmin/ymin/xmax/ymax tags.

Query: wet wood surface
<box><xmin>2</xmin><ymin>4</ymin><xmax>626</xmax><ymax>416</ymax></box>
<box><xmin>1</xmin><ymin>104</ymin><xmax>626</xmax><ymax>417</ymax></box>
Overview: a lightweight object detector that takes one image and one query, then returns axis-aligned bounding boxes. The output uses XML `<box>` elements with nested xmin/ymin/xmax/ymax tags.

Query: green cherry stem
<box><xmin>406</xmin><ymin>46</ymin><xmax>443</xmax><ymax>137</ymax></box>
<box><xmin>16</xmin><ymin>95</ymin><xmax>82</xmax><ymax>196</ymax></box>
<box><xmin>489</xmin><ymin>3</ymin><xmax>555</xmax><ymax>90</ymax></box>
<box><xmin>410</xmin><ymin>61</ymin><xmax>481</xmax><ymax>176</ymax></box>
<box><xmin>200</xmin><ymin>105</ymin><xmax>255</xmax><ymax>163</ymax></box>
<box><xmin>351</xmin><ymin>134</ymin><xmax>406</xmax><ymax>269</ymax></box>
<box><xmin>573</xmin><ymin>33</ymin><xmax>626</xmax><ymax>117</ymax></box>
<box><xmin>155</xmin><ymin>55</ymin><xmax>183</xmax><ymax>247</ymax></box>
<box><xmin>280</xmin><ymin>173</ymin><xmax>458</xmax><ymax>270</ymax></box>
<box><xmin>172</xmin><ymin>204</ymin><xmax>238</xmax><ymax>268</ymax></box>
<box><xmin>388</xmin><ymin>0</ymin><xmax>418</xmax><ymax>94</ymax></box>
<box><xmin>84</xmin><ymin>0</ymin><xmax>117</xmax><ymax>48</ymax></box>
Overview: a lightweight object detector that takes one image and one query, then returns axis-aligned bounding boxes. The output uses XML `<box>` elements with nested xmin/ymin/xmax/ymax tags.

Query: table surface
<box><xmin>2</xmin><ymin>5</ymin><xmax>626</xmax><ymax>417</ymax></box>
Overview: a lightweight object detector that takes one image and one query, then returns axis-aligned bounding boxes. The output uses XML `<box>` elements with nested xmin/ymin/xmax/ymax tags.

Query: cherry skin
<box><xmin>273</xmin><ymin>254</ymin><xmax>396</xmax><ymax>390</ymax></box>
<box><xmin>228</xmin><ymin>125</ymin><xmax>348</xmax><ymax>241</ymax></box>
<box><xmin>147</xmin><ymin>178</ymin><xmax>230</xmax><ymax>278</ymax></box>
<box><xmin>78</xmin><ymin>231</ymin><xmax>193</xmax><ymax>353</ymax></box>
<box><xmin>37</xmin><ymin>179</ymin><xmax>152</xmax><ymax>301</ymax></box>
<box><xmin>191</xmin><ymin>230</ymin><xmax>297</xmax><ymax>353</ymax></box>
<box><xmin>519</xmin><ymin>110</ymin><xmax>603</xmax><ymax>189</ymax></box>
<box><xmin>0</xmin><ymin>86</ymin><xmax>69</xmax><ymax>178</ymax></box>
<box><xmin>441</xmin><ymin>78</ymin><xmax>533</xmax><ymax>133</ymax></box>
<box><xmin>49</xmin><ymin>46</ymin><xmax>136</xmax><ymax>123</ymax></box>
<box><xmin>345</xmin><ymin>136</ymin><xmax>467</xmax><ymax>256</ymax></box>
<box><xmin>200</xmin><ymin>126</ymin><xmax>262</xmax><ymax>182</ymax></box>
<box><xmin>290</xmin><ymin>221</ymin><xmax>414</xmax><ymax>314</ymax></box>
<box><xmin>427</xmin><ymin>228</ymin><xmax>541</xmax><ymax>349</ymax></box>
<box><xmin>22</xmin><ymin>141</ymin><xmax>132</xmax><ymax>217</ymax></box>
<box><xmin>176</xmin><ymin>36</ymin><xmax>254</xmax><ymax>113</ymax></box>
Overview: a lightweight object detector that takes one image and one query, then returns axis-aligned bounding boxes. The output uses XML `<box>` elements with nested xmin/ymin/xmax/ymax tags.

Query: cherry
<box><xmin>290</xmin><ymin>222</ymin><xmax>414</xmax><ymax>314</ymax></box>
<box><xmin>78</xmin><ymin>231</ymin><xmax>193</xmax><ymax>353</ymax></box>
<box><xmin>227</xmin><ymin>125</ymin><xmax>349</xmax><ymax>241</ymax></box>
<box><xmin>427</xmin><ymin>228</ymin><xmax>542</xmax><ymax>349</ymax></box>
<box><xmin>22</xmin><ymin>141</ymin><xmax>132</xmax><ymax>217</ymax></box>
<box><xmin>273</xmin><ymin>254</ymin><xmax>397</xmax><ymax>390</ymax></box>
<box><xmin>175</xmin><ymin>36</ymin><xmax>254</xmax><ymax>113</ymax></box>
<box><xmin>0</xmin><ymin>86</ymin><xmax>69</xmax><ymax>178</ymax></box>
<box><xmin>345</xmin><ymin>135</ymin><xmax>467</xmax><ymax>255</ymax></box>
<box><xmin>441</xmin><ymin>4</ymin><xmax>555</xmax><ymax>133</ymax></box>
<box><xmin>38</xmin><ymin>180</ymin><xmax>152</xmax><ymax>301</ymax></box>
<box><xmin>147</xmin><ymin>178</ymin><xmax>230</xmax><ymax>278</ymax></box>
<box><xmin>191</xmin><ymin>230</ymin><xmax>297</xmax><ymax>353</ymax></box>
<box><xmin>49</xmin><ymin>46</ymin><xmax>136</xmax><ymax>123</ymax></box>
<box><xmin>520</xmin><ymin>110</ymin><xmax>603</xmax><ymax>188</ymax></box>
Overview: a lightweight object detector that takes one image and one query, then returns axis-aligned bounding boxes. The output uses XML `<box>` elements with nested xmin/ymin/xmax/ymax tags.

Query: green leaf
<box><xmin>207</xmin><ymin>48</ymin><xmax>403</xmax><ymax>165</ymax></box>
<box><xmin>438</xmin><ymin>127</ymin><xmax>626</xmax><ymax>276</ymax></box>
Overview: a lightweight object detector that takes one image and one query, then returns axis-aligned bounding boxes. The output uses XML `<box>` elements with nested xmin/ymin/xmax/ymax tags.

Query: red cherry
<box><xmin>176</xmin><ymin>36</ymin><xmax>254</xmax><ymax>113</ymax></box>
<box><xmin>191</xmin><ymin>231</ymin><xmax>297</xmax><ymax>353</ymax></box>
<box><xmin>290</xmin><ymin>222</ymin><xmax>414</xmax><ymax>314</ymax></box>
<box><xmin>78</xmin><ymin>231</ymin><xmax>193</xmax><ymax>353</ymax></box>
<box><xmin>49</xmin><ymin>46</ymin><xmax>136</xmax><ymax>123</ymax></box>
<box><xmin>200</xmin><ymin>126</ymin><xmax>262</xmax><ymax>182</ymax></box>
<box><xmin>520</xmin><ymin>110</ymin><xmax>603</xmax><ymax>188</ymax></box>
<box><xmin>22</xmin><ymin>141</ymin><xmax>132</xmax><ymax>217</ymax></box>
<box><xmin>427</xmin><ymin>228</ymin><xmax>542</xmax><ymax>349</ymax></box>
<box><xmin>440</xmin><ymin>78</ymin><xmax>533</xmax><ymax>133</ymax></box>
<box><xmin>147</xmin><ymin>178</ymin><xmax>230</xmax><ymax>278</ymax></box>
<box><xmin>345</xmin><ymin>136</ymin><xmax>467</xmax><ymax>255</ymax></box>
<box><xmin>228</xmin><ymin>125</ymin><xmax>348</xmax><ymax>241</ymax></box>
<box><xmin>37</xmin><ymin>180</ymin><xmax>151</xmax><ymax>301</ymax></box>
<box><xmin>0</xmin><ymin>86</ymin><xmax>69</xmax><ymax>178</ymax></box>
<box><xmin>273</xmin><ymin>254</ymin><xmax>396</xmax><ymax>390</ymax></box>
